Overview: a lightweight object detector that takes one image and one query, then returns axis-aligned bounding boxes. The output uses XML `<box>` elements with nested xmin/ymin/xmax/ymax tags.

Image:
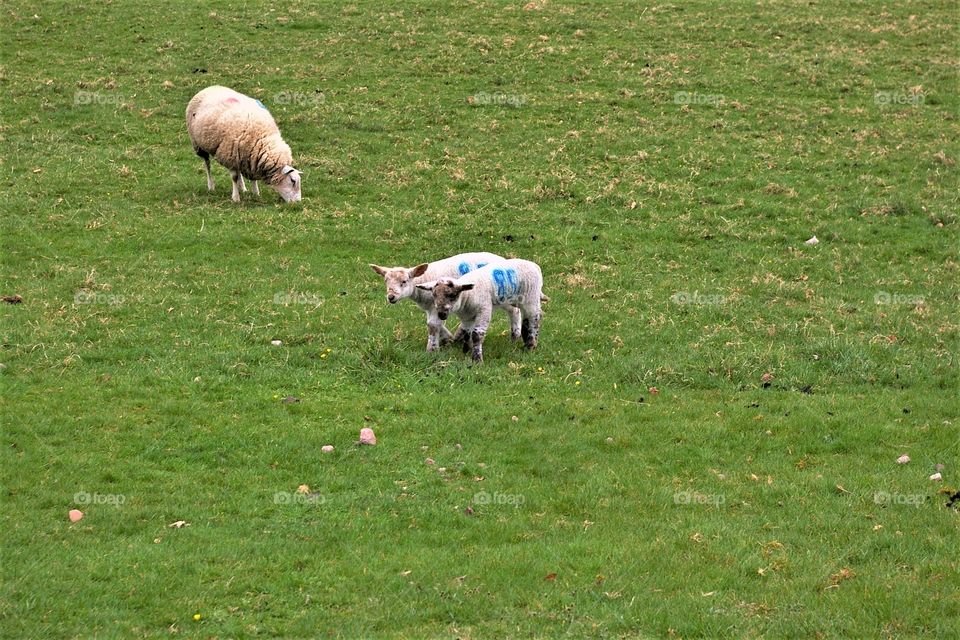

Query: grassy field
<box><xmin>2</xmin><ymin>0</ymin><xmax>958</xmax><ymax>637</ymax></box>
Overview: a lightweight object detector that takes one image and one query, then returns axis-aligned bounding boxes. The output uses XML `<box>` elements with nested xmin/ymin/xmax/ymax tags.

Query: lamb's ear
<box><xmin>457</xmin><ymin>283</ymin><xmax>476</xmax><ymax>292</ymax></box>
<box><xmin>282</xmin><ymin>165</ymin><xmax>300</xmax><ymax>176</ymax></box>
<box><xmin>369</xmin><ymin>264</ymin><xmax>387</xmax><ymax>277</ymax></box>
<box><xmin>415</xmin><ymin>281</ymin><xmax>437</xmax><ymax>292</ymax></box>
<box><xmin>409</xmin><ymin>263</ymin><xmax>429</xmax><ymax>278</ymax></box>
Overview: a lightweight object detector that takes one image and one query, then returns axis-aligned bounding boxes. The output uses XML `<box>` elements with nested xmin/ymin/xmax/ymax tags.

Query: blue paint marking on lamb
<box><xmin>476</xmin><ymin>262</ymin><xmax>487</xmax><ymax>269</ymax></box>
<box><xmin>458</xmin><ymin>262</ymin><xmax>471</xmax><ymax>275</ymax></box>
<box><xmin>492</xmin><ymin>268</ymin><xmax>520</xmax><ymax>302</ymax></box>
<box><xmin>254</xmin><ymin>99</ymin><xmax>268</xmax><ymax>110</ymax></box>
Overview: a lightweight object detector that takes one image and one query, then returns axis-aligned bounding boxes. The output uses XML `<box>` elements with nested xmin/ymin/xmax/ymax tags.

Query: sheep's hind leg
<box><xmin>239</xmin><ymin>174</ymin><xmax>248</xmax><ymax>192</ymax></box>
<box><xmin>230</xmin><ymin>169</ymin><xmax>242</xmax><ymax>202</ymax></box>
<box><xmin>250</xmin><ymin>180</ymin><xmax>260</xmax><ymax>196</ymax></box>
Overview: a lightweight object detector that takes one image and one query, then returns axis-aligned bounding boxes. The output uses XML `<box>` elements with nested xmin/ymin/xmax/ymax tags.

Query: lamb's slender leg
<box><xmin>239</xmin><ymin>174</ymin><xmax>248</xmax><ymax>192</ymax></box>
<box><xmin>521</xmin><ymin>304</ymin><xmax>542</xmax><ymax>349</ymax></box>
<box><xmin>470</xmin><ymin>310</ymin><xmax>492</xmax><ymax>362</ymax></box>
<box><xmin>426</xmin><ymin>319</ymin><xmax>443</xmax><ymax>352</ymax></box>
<box><xmin>448</xmin><ymin>325</ymin><xmax>466</xmax><ymax>345</ymax></box>
<box><xmin>439</xmin><ymin>324</ymin><xmax>456</xmax><ymax>346</ymax></box>
<box><xmin>459</xmin><ymin>319</ymin><xmax>475</xmax><ymax>355</ymax></box>
<box><xmin>251</xmin><ymin>180</ymin><xmax>260</xmax><ymax>196</ymax></box>
<box><xmin>202</xmin><ymin>155</ymin><xmax>215</xmax><ymax>191</ymax></box>
<box><xmin>508</xmin><ymin>306</ymin><xmax>522</xmax><ymax>341</ymax></box>
<box><xmin>230</xmin><ymin>169</ymin><xmax>242</xmax><ymax>202</ymax></box>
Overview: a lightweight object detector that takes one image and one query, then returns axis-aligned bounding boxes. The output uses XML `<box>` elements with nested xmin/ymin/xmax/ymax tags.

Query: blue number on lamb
<box><xmin>492</xmin><ymin>268</ymin><xmax>520</xmax><ymax>303</ymax></box>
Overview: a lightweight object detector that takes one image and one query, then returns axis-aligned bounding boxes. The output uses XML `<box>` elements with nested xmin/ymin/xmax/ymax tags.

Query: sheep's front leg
<box><xmin>450</xmin><ymin>325</ymin><xmax>467</xmax><ymax>346</ymax></box>
<box><xmin>436</xmin><ymin>322</ymin><xmax>455</xmax><ymax>346</ymax></box>
<box><xmin>521</xmin><ymin>305</ymin><xmax>542</xmax><ymax>350</ymax></box>
<box><xmin>426</xmin><ymin>313</ymin><xmax>444</xmax><ymax>352</ymax></box>
<box><xmin>469</xmin><ymin>310</ymin><xmax>492</xmax><ymax>362</ymax></box>
<box><xmin>250</xmin><ymin>180</ymin><xmax>260</xmax><ymax>196</ymax></box>
<box><xmin>230</xmin><ymin>169</ymin><xmax>243</xmax><ymax>202</ymax></box>
<box><xmin>459</xmin><ymin>319</ymin><xmax>476</xmax><ymax>355</ymax></box>
<box><xmin>507</xmin><ymin>306</ymin><xmax>522</xmax><ymax>341</ymax></box>
<box><xmin>203</xmin><ymin>156</ymin><xmax>215</xmax><ymax>191</ymax></box>
<box><xmin>239</xmin><ymin>174</ymin><xmax>248</xmax><ymax>192</ymax></box>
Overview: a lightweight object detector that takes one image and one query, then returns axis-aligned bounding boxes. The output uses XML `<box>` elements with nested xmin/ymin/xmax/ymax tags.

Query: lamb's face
<box><xmin>428</xmin><ymin>279</ymin><xmax>474</xmax><ymax>320</ymax></box>
<box><xmin>370</xmin><ymin>263</ymin><xmax>429</xmax><ymax>303</ymax></box>
<box><xmin>272</xmin><ymin>166</ymin><xmax>302</xmax><ymax>202</ymax></box>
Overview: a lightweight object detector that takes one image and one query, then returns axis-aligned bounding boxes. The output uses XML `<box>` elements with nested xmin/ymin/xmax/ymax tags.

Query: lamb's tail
<box><xmin>540</xmin><ymin>294</ymin><xmax>551</xmax><ymax>303</ymax></box>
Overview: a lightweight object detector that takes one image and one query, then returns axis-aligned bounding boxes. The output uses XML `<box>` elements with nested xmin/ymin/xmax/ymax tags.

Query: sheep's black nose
<box><xmin>388</xmin><ymin>295</ymin><xmax>397</xmax><ymax>303</ymax></box>
<box><xmin>438</xmin><ymin>312</ymin><xmax>448</xmax><ymax>320</ymax></box>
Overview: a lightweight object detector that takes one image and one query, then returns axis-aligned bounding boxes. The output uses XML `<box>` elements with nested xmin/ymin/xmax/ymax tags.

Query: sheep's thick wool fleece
<box><xmin>186</xmin><ymin>86</ymin><xmax>293</xmax><ymax>182</ymax></box>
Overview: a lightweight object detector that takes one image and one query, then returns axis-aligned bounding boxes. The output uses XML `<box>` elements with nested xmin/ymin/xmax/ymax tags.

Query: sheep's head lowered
<box><xmin>416</xmin><ymin>279</ymin><xmax>475</xmax><ymax>320</ymax></box>
<box><xmin>271</xmin><ymin>165</ymin><xmax>302</xmax><ymax>202</ymax></box>
<box><xmin>370</xmin><ymin>263</ymin><xmax>430</xmax><ymax>304</ymax></box>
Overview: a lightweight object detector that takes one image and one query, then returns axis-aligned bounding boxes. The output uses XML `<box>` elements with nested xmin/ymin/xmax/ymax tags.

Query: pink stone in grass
<box><xmin>321</xmin><ymin>445</ymin><xmax>334</xmax><ymax>453</ymax></box>
<box><xmin>359</xmin><ymin>428</ymin><xmax>377</xmax><ymax>445</ymax></box>
<box><xmin>69</xmin><ymin>509</ymin><xmax>84</xmax><ymax>523</ymax></box>
<box><xmin>896</xmin><ymin>454</ymin><xmax>910</xmax><ymax>464</ymax></box>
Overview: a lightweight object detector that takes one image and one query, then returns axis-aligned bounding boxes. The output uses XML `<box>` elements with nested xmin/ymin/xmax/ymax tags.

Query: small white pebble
<box><xmin>511</xmin><ymin>416</ymin><xmax>519</xmax><ymax>422</ymax></box>
<box><xmin>896</xmin><ymin>454</ymin><xmax>910</xmax><ymax>464</ymax></box>
<box><xmin>321</xmin><ymin>445</ymin><xmax>334</xmax><ymax>453</ymax></box>
<box><xmin>425</xmin><ymin>458</ymin><xmax>435</xmax><ymax>465</ymax></box>
<box><xmin>270</xmin><ymin>340</ymin><xmax>282</xmax><ymax>346</ymax></box>
<box><xmin>421</xmin><ymin>446</ymin><xmax>429</xmax><ymax>451</ymax></box>
<box><xmin>805</xmin><ymin>235</ymin><xmax>819</xmax><ymax>245</ymax></box>
<box><xmin>929</xmin><ymin>472</ymin><xmax>942</xmax><ymax>481</ymax></box>
<box><xmin>605</xmin><ymin>437</ymin><xmax>614</xmax><ymax>444</ymax></box>
<box><xmin>455</xmin><ymin>443</ymin><xmax>462</xmax><ymax>450</ymax></box>
<box><xmin>437</xmin><ymin>467</ymin><xmax>446</xmax><ymax>473</ymax></box>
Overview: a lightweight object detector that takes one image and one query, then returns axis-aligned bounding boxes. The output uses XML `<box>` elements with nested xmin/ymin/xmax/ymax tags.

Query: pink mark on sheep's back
<box><xmin>224</xmin><ymin>97</ymin><xmax>240</xmax><ymax>104</ymax></box>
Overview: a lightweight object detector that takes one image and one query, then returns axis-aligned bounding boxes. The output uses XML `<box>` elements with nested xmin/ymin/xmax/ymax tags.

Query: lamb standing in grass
<box><xmin>370</xmin><ymin>253</ymin><xmax>521</xmax><ymax>351</ymax></box>
<box><xmin>416</xmin><ymin>259</ymin><xmax>547</xmax><ymax>362</ymax></box>
<box><xmin>186</xmin><ymin>86</ymin><xmax>302</xmax><ymax>203</ymax></box>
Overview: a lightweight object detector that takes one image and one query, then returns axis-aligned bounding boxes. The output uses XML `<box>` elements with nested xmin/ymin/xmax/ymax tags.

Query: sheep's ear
<box><xmin>458</xmin><ymin>283</ymin><xmax>476</xmax><ymax>292</ymax></box>
<box><xmin>409</xmin><ymin>263</ymin><xmax>429</xmax><ymax>278</ymax></box>
<box><xmin>415</xmin><ymin>281</ymin><xmax>437</xmax><ymax>292</ymax></box>
<box><xmin>369</xmin><ymin>264</ymin><xmax>387</xmax><ymax>277</ymax></box>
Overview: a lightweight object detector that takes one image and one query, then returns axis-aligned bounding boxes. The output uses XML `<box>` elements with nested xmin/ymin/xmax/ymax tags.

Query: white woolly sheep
<box><xmin>369</xmin><ymin>252</ymin><xmax>522</xmax><ymax>351</ymax></box>
<box><xmin>186</xmin><ymin>86</ymin><xmax>302</xmax><ymax>203</ymax></box>
<box><xmin>416</xmin><ymin>259</ymin><xmax>547</xmax><ymax>362</ymax></box>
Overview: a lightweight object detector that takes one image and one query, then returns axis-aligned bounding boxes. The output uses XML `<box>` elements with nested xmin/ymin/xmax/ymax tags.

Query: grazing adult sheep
<box><xmin>416</xmin><ymin>259</ymin><xmax>547</xmax><ymax>362</ymax></box>
<box><xmin>186</xmin><ymin>86</ymin><xmax>302</xmax><ymax>203</ymax></box>
<box><xmin>369</xmin><ymin>253</ymin><xmax>521</xmax><ymax>351</ymax></box>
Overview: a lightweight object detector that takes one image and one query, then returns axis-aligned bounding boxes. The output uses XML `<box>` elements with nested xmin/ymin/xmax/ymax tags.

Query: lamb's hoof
<box><xmin>511</xmin><ymin>332</ymin><xmax>522</xmax><ymax>341</ymax></box>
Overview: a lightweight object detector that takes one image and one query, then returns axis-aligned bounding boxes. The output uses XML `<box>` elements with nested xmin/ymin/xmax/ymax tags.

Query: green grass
<box><xmin>2</xmin><ymin>0</ymin><xmax>958</xmax><ymax>637</ymax></box>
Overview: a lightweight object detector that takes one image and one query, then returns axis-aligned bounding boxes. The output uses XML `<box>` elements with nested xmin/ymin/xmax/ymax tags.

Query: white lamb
<box><xmin>416</xmin><ymin>259</ymin><xmax>547</xmax><ymax>362</ymax></box>
<box><xmin>369</xmin><ymin>253</ymin><xmax>522</xmax><ymax>351</ymax></box>
<box><xmin>186</xmin><ymin>86</ymin><xmax>302</xmax><ymax>203</ymax></box>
